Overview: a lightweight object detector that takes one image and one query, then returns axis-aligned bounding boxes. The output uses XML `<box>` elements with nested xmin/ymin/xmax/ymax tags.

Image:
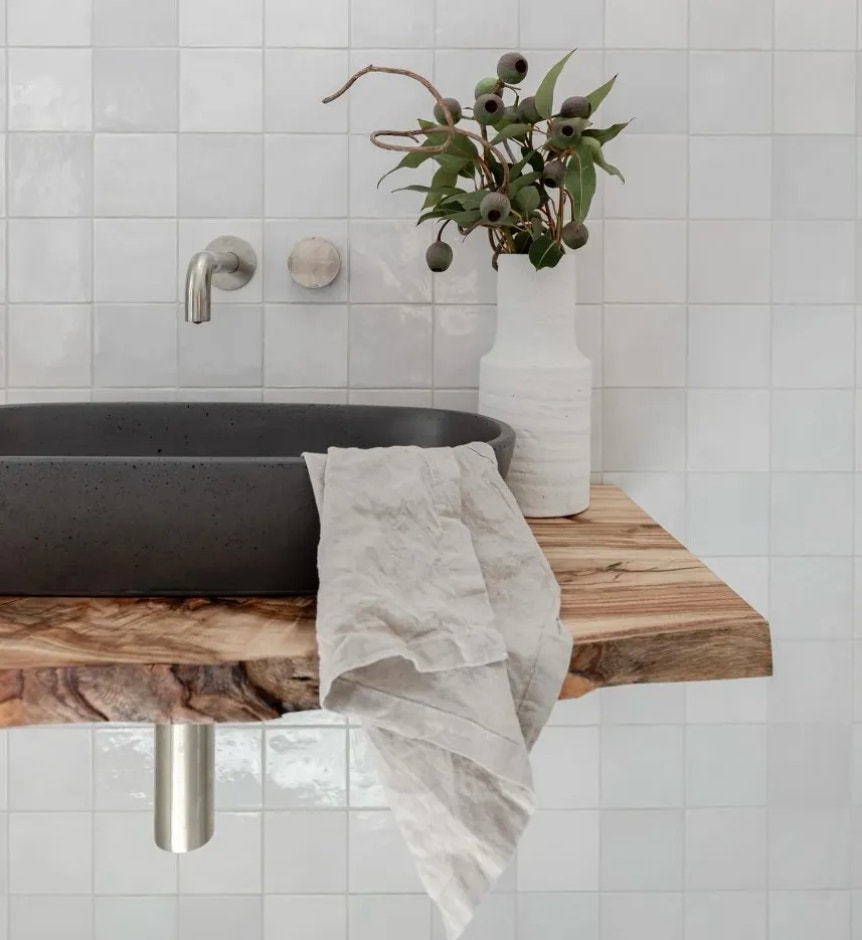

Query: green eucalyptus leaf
<box><xmin>490</xmin><ymin>123</ymin><xmax>532</xmax><ymax>144</ymax></box>
<box><xmin>454</xmin><ymin>189</ymin><xmax>492</xmax><ymax>208</ymax></box>
<box><xmin>528</xmin><ymin>233</ymin><xmax>564</xmax><ymax>270</ymax></box>
<box><xmin>535</xmin><ymin>50</ymin><xmax>576</xmax><ymax>120</ymax></box>
<box><xmin>582</xmin><ymin>136</ymin><xmax>625</xmax><ymax>182</ymax></box>
<box><xmin>583</xmin><ymin>120</ymin><xmax>630</xmax><ymax>145</ymax></box>
<box><xmin>377</xmin><ymin>151</ymin><xmax>431</xmax><ymax>189</ymax></box>
<box><xmin>393</xmin><ymin>184</ymin><xmax>462</xmax><ymax>195</ymax></box>
<box><xmin>450</xmin><ymin>208</ymin><xmax>482</xmax><ymax>226</ymax></box>
<box><xmin>512</xmin><ymin>230</ymin><xmax>533</xmax><ymax>254</ymax></box>
<box><xmin>585</xmin><ymin>74</ymin><xmax>618</xmax><ymax>113</ymax></box>
<box><xmin>565</xmin><ymin>142</ymin><xmax>597</xmax><ymax>223</ymax></box>
<box><xmin>433</xmin><ymin>154</ymin><xmax>469</xmax><ymax>174</ymax></box>
<box><xmin>509</xmin><ymin>171</ymin><xmax>541</xmax><ymax>196</ymax></box>
<box><xmin>510</xmin><ymin>149</ymin><xmax>538</xmax><ymax>177</ymax></box>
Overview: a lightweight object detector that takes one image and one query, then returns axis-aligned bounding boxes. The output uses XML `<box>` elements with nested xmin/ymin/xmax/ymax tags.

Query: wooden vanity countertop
<box><xmin>0</xmin><ymin>485</ymin><xmax>772</xmax><ymax>727</ymax></box>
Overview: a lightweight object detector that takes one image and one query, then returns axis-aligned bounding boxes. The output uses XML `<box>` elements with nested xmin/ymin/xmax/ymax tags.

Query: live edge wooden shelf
<box><xmin>0</xmin><ymin>485</ymin><xmax>772</xmax><ymax>729</ymax></box>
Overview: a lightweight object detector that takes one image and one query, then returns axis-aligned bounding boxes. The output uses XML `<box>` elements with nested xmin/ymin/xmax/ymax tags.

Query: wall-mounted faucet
<box><xmin>185</xmin><ymin>236</ymin><xmax>257</xmax><ymax>324</ymax></box>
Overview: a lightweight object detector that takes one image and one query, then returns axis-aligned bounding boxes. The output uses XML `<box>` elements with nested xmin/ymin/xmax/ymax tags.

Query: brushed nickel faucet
<box><xmin>185</xmin><ymin>236</ymin><xmax>257</xmax><ymax>324</ymax></box>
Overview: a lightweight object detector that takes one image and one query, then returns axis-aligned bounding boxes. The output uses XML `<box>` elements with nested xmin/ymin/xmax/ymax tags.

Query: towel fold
<box><xmin>304</xmin><ymin>442</ymin><xmax>573</xmax><ymax>938</ymax></box>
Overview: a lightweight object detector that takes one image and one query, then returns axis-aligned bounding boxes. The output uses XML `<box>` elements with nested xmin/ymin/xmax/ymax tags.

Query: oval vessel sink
<box><xmin>0</xmin><ymin>403</ymin><xmax>514</xmax><ymax>596</ymax></box>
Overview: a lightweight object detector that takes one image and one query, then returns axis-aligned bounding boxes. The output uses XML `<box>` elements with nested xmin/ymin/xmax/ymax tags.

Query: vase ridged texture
<box><xmin>479</xmin><ymin>254</ymin><xmax>591</xmax><ymax>517</ymax></box>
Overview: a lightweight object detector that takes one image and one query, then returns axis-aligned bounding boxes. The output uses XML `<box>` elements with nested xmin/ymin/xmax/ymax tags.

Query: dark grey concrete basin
<box><xmin>0</xmin><ymin>403</ymin><xmax>514</xmax><ymax>596</ymax></box>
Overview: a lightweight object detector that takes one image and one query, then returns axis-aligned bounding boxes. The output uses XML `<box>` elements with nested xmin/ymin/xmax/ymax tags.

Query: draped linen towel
<box><xmin>303</xmin><ymin>443</ymin><xmax>572</xmax><ymax>938</ymax></box>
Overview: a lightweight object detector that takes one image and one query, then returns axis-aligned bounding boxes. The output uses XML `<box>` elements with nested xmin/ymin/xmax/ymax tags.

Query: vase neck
<box><xmin>495</xmin><ymin>256</ymin><xmax>579</xmax><ymax>345</ymax></box>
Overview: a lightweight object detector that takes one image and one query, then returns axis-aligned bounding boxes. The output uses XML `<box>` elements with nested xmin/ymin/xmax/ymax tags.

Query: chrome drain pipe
<box><xmin>154</xmin><ymin>724</ymin><xmax>215</xmax><ymax>853</ymax></box>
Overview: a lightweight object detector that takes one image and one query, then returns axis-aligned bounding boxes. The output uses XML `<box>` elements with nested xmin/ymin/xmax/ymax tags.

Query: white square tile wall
<box><xmin>0</xmin><ymin>0</ymin><xmax>859</xmax><ymax>936</ymax></box>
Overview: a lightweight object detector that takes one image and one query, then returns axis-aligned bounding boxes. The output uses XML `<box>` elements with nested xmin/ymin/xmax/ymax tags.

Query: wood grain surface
<box><xmin>0</xmin><ymin>485</ymin><xmax>771</xmax><ymax>727</ymax></box>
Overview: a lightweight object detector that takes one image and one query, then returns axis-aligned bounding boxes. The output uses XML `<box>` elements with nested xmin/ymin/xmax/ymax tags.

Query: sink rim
<box><xmin>0</xmin><ymin>401</ymin><xmax>515</xmax><ymax>463</ymax></box>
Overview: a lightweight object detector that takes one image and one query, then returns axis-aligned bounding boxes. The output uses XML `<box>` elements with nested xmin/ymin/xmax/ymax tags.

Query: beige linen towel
<box><xmin>303</xmin><ymin>442</ymin><xmax>572</xmax><ymax>939</ymax></box>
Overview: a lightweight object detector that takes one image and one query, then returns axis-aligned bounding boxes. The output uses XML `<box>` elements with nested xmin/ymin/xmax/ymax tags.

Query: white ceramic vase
<box><xmin>479</xmin><ymin>253</ymin><xmax>591</xmax><ymax>517</ymax></box>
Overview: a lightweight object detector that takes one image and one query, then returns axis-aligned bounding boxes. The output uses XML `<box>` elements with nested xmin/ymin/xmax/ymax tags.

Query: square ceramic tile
<box><xmin>774</xmin><ymin>221</ymin><xmax>855</xmax><ymax>304</ymax></box>
<box><xmin>602</xmin><ymin>389</ymin><xmax>686</xmax><ymax>471</ymax></box>
<box><xmin>179</xmin><ymin>813</ymin><xmax>261</xmax><ymax>894</ymax></box>
<box><xmin>9</xmin><ymin>727</ymin><xmax>91</xmax><ymax>811</ymax></box>
<box><xmin>8</xmin><ymin>0</ymin><xmax>90</xmax><ymax>45</ymax></box>
<box><xmin>94</xmin><ymin>220</ymin><xmax>177</xmax><ymax>303</ymax></box>
<box><xmin>180</xmin><ymin>0</ymin><xmax>262</xmax><ymax>46</ymax></box>
<box><xmin>603</xmin><ymin>221</ymin><xmax>686</xmax><ymax>303</ymax></box>
<box><xmin>93</xmin><ymin>727</ymin><xmax>155</xmax><ymax>811</ymax></box>
<box><xmin>347</xmin><ymin>49</ymin><xmax>435</xmax><ymax>134</ymax></box>
<box><xmin>603</xmin><ymin>305</ymin><xmax>685</xmax><ymax>387</ymax></box>
<box><xmin>601</xmin><ymin>726</ymin><xmax>684</xmax><ymax>808</ymax></box>
<box><xmin>95</xmin><ymin>897</ymin><xmax>177</xmax><ymax>940</ymax></box>
<box><xmin>9</xmin><ymin>220</ymin><xmax>91</xmax><ymax>303</ymax></box>
<box><xmin>348</xmin><ymin>728</ymin><xmax>387</xmax><ymax>809</ymax></box>
<box><xmin>351</xmin><ymin>0</ymin><xmax>434</xmax><ymax>46</ymax></box>
<box><xmin>263</xmin><ymin>896</ymin><xmax>346</xmax><ymax>940</ymax></box>
<box><xmin>769</xmin><ymin>892</ymin><xmax>850</xmax><ymax>940</ymax></box>
<box><xmin>687</xmin><ymin>677</ymin><xmax>768</xmax><ymax>724</ymax></box>
<box><xmin>264</xmin><ymin>50</ymin><xmax>348</xmax><ymax>133</ymax></box>
<box><xmin>349</xmin><ymin>221</ymin><xmax>431</xmax><ymax>304</ymax></box>
<box><xmin>351</xmin><ymin>896</ymin><xmax>431</xmax><ymax>940</ymax></box>
<box><xmin>768</xmin><ymin>724</ymin><xmax>851</xmax><ymax>806</ymax></box>
<box><xmin>10</xmin><ymin>812</ymin><xmax>91</xmax><ymax>894</ymax></box>
<box><xmin>531</xmin><ymin>727</ymin><xmax>599</xmax><ymax>809</ymax></box>
<box><xmin>9</xmin><ymin>50</ymin><xmax>91</xmax><ymax>131</ymax></box>
<box><xmin>604</xmin><ymin>135</ymin><xmax>686</xmax><ymax>218</ymax></box>
<box><xmin>349</xmin><ymin>810</ymin><xmax>424</xmax><ymax>893</ymax></box>
<box><xmin>8</xmin><ymin>305</ymin><xmax>91</xmax><ymax>386</ymax></box>
<box><xmin>769</xmin><ymin>808</ymin><xmax>851</xmax><ymax>889</ymax></box>
<box><xmin>214</xmin><ymin>727</ymin><xmax>262</xmax><ymax>811</ymax></box>
<box><xmin>600</xmin><ymin>893</ymin><xmax>684</xmax><ymax>940</ymax></box>
<box><xmin>432</xmin><ymin>894</ymin><xmax>515</xmax><ymax>940</ymax></box>
<box><xmin>773</xmin><ymin>390</ymin><xmax>854</xmax><ymax>471</ymax></box>
<box><xmin>686</xmin><ymin>809</ymin><xmax>766</xmax><ymax>890</ymax></box>
<box><xmin>518</xmin><ymin>893</ymin><xmax>599</xmax><ymax>940</ymax></box>
<box><xmin>686</xmin><ymin>726</ymin><xmax>767</xmax><ymax>807</ymax></box>
<box><xmin>775</xmin><ymin>0</ymin><xmax>856</xmax><ymax>49</ymax></box>
<box><xmin>349</xmin><ymin>305</ymin><xmax>432</xmax><ymax>387</ymax></box>
<box><xmin>687</xmin><ymin>390</ymin><xmax>770</xmax><ymax>471</ymax></box>
<box><xmin>605</xmin><ymin>0</ymin><xmax>686</xmax><ymax>46</ymax></box>
<box><xmin>521</xmin><ymin>0</ymin><xmax>603</xmax><ymax>48</ymax></box>
<box><xmin>10</xmin><ymin>897</ymin><xmax>93</xmax><ymax>940</ymax></box>
<box><xmin>689</xmin><ymin>53</ymin><xmax>771</xmax><ymax>134</ymax></box>
<box><xmin>519</xmin><ymin>811</ymin><xmax>599</xmax><ymax>891</ymax></box>
<box><xmin>93</xmin><ymin>50</ymin><xmax>178</xmax><ymax>132</ymax></box>
<box><xmin>688</xmin><ymin>306</ymin><xmax>771</xmax><ymax>387</ymax></box>
<box><xmin>178</xmin><ymin>306</ymin><xmax>263</xmax><ymax>387</ymax></box>
<box><xmin>265</xmin><ymin>0</ymin><xmax>348</xmax><ymax>47</ymax></box>
<box><xmin>264</xmin><ymin>305</ymin><xmax>347</xmax><ymax>387</ymax></box>
<box><xmin>689</xmin><ymin>222</ymin><xmax>772</xmax><ymax>302</ymax></box>
<box><xmin>180</xmin><ymin>50</ymin><xmax>262</xmax><ymax>132</ymax></box>
<box><xmin>93</xmin><ymin>0</ymin><xmax>177</xmax><ymax>46</ymax></box>
<box><xmin>8</xmin><ymin>134</ymin><xmax>91</xmax><ymax>218</ymax></box>
<box><xmin>94</xmin><ymin>812</ymin><xmax>177</xmax><ymax>894</ymax></box>
<box><xmin>349</xmin><ymin>135</ymin><xmax>434</xmax><ymax>221</ymax></box>
<box><xmin>179</xmin><ymin>896</ymin><xmax>262</xmax><ymax>940</ymax></box>
<box><xmin>771</xmin><ymin>557</ymin><xmax>853</xmax><ymax>639</ymax></box>
<box><xmin>770</xmin><ymin>474</ymin><xmax>854</xmax><ymax>556</ymax></box>
<box><xmin>772</xmin><ymin>306</ymin><xmax>855</xmax><ymax>388</ymax></box>
<box><xmin>179</xmin><ymin>135</ymin><xmax>262</xmax><ymax>218</ymax></box>
<box><xmin>94</xmin><ymin>305</ymin><xmax>178</xmax><ymax>388</ymax></box>
<box><xmin>599</xmin><ymin>51</ymin><xmax>688</xmax><ymax>134</ymax></box>
<box><xmin>689</xmin><ymin>137</ymin><xmax>772</xmax><ymax>219</ymax></box>
<box><xmin>601</xmin><ymin>810</ymin><xmax>683</xmax><ymax>891</ymax></box>
<box><xmin>433</xmin><ymin>305</ymin><xmax>496</xmax><ymax>388</ymax></box>
<box><xmin>94</xmin><ymin>134</ymin><xmax>176</xmax><ymax>217</ymax></box>
<box><xmin>769</xmin><ymin>640</ymin><xmax>853</xmax><ymax>723</ymax></box>
<box><xmin>600</xmin><ymin>679</ymin><xmax>686</xmax><ymax>725</ymax></box>
<box><xmin>687</xmin><ymin>473</ymin><xmax>770</xmax><ymax>556</ymax></box>
<box><xmin>264</xmin><ymin>727</ymin><xmax>347</xmax><ymax>809</ymax></box>
<box><xmin>435</xmin><ymin>0</ymin><xmax>518</xmax><ymax>47</ymax></box>
<box><xmin>774</xmin><ymin>53</ymin><xmax>856</xmax><ymax>133</ymax></box>
<box><xmin>265</xmin><ymin>135</ymin><xmax>347</xmax><ymax>218</ymax></box>
<box><xmin>684</xmin><ymin>892</ymin><xmax>767</xmax><ymax>940</ymax></box>
<box><xmin>264</xmin><ymin>811</ymin><xmax>347</xmax><ymax>893</ymax></box>
<box><xmin>689</xmin><ymin>0</ymin><xmax>772</xmax><ymax>48</ymax></box>
<box><xmin>773</xmin><ymin>136</ymin><xmax>855</xmax><ymax>220</ymax></box>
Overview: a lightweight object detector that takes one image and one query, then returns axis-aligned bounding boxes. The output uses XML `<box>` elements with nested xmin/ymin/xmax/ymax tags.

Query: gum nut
<box><xmin>426</xmin><ymin>241</ymin><xmax>454</xmax><ymax>272</ymax></box>
<box><xmin>541</xmin><ymin>158</ymin><xmax>566</xmax><ymax>188</ymax></box>
<box><xmin>560</xmin><ymin>95</ymin><xmax>592</xmax><ymax>119</ymax></box>
<box><xmin>433</xmin><ymin>97</ymin><xmax>462</xmax><ymax>124</ymax></box>
<box><xmin>474</xmin><ymin>76</ymin><xmax>500</xmax><ymax>98</ymax></box>
<box><xmin>497</xmin><ymin>52</ymin><xmax>529</xmax><ymax>84</ymax></box>
<box><xmin>549</xmin><ymin>117</ymin><xmax>584</xmax><ymax>148</ymax></box>
<box><xmin>480</xmin><ymin>192</ymin><xmax>512</xmax><ymax>224</ymax></box>
<box><xmin>474</xmin><ymin>93</ymin><xmax>506</xmax><ymax>125</ymax></box>
<box><xmin>518</xmin><ymin>96</ymin><xmax>541</xmax><ymax>123</ymax></box>
<box><xmin>562</xmin><ymin>221</ymin><xmax>589</xmax><ymax>250</ymax></box>
<box><xmin>514</xmin><ymin>186</ymin><xmax>541</xmax><ymax>212</ymax></box>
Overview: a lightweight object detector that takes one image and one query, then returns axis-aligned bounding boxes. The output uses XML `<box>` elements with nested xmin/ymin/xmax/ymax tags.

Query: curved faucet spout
<box><xmin>185</xmin><ymin>250</ymin><xmax>239</xmax><ymax>324</ymax></box>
